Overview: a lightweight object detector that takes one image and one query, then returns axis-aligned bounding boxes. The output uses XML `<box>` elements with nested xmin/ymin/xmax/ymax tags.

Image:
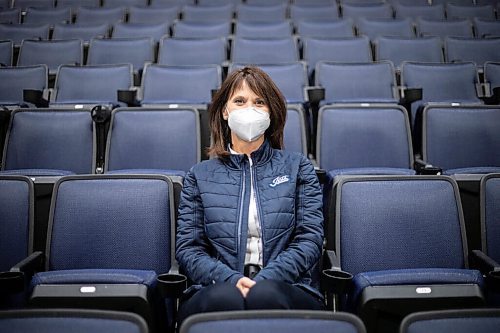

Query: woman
<box><xmin>176</xmin><ymin>66</ymin><xmax>324</xmax><ymax>322</ymax></box>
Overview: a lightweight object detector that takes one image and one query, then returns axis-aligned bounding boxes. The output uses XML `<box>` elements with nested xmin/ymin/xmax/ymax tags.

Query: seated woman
<box><xmin>176</xmin><ymin>66</ymin><xmax>325</xmax><ymax>323</ymax></box>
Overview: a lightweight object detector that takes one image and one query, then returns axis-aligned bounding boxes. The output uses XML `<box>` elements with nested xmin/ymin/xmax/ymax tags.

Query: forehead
<box><xmin>229</xmin><ymin>80</ymin><xmax>262</xmax><ymax>99</ymax></box>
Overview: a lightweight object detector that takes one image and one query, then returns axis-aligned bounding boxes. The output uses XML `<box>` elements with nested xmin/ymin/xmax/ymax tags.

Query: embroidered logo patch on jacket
<box><xmin>269</xmin><ymin>175</ymin><xmax>290</xmax><ymax>187</ymax></box>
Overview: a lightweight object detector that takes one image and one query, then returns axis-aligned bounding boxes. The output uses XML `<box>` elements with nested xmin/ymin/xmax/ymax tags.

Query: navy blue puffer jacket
<box><xmin>176</xmin><ymin>140</ymin><xmax>324</xmax><ymax>297</ymax></box>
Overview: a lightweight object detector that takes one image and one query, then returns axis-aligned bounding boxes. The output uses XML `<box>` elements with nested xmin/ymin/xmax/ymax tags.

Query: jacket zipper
<box><xmin>237</xmin><ymin>161</ymin><xmax>246</xmax><ymax>263</ymax></box>
<box><xmin>251</xmin><ymin>162</ymin><xmax>265</xmax><ymax>266</ymax></box>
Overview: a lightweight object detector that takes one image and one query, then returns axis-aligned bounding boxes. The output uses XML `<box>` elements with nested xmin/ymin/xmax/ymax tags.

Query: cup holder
<box><xmin>157</xmin><ymin>273</ymin><xmax>187</xmax><ymax>298</ymax></box>
<box><xmin>0</xmin><ymin>271</ymin><xmax>25</xmax><ymax>293</ymax></box>
<box><xmin>321</xmin><ymin>269</ymin><xmax>353</xmax><ymax>294</ymax></box>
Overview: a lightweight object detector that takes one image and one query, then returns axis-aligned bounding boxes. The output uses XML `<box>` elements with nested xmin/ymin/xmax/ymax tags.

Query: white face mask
<box><xmin>227</xmin><ymin>107</ymin><xmax>270</xmax><ymax>142</ymax></box>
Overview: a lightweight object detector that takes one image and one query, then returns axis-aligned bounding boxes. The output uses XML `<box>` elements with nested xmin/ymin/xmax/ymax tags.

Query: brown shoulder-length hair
<box><xmin>208</xmin><ymin>66</ymin><xmax>287</xmax><ymax>158</ymax></box>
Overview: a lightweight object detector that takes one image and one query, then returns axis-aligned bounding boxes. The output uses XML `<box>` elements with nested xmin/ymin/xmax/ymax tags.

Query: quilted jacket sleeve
<box><xmin>253</xmin><ymin>155</ymin><xmax>324</xmax><ymax>284</ymax></box>
<box><xmin>176</xmin><ymin>170</ymin><xmax>245</xmax><ymax>286</ymax></box>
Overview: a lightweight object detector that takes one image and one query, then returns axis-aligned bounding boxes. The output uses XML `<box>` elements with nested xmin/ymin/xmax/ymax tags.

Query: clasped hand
<box><xmin>236</xmin><ymin>277</ymin><xmax>256</xmax><ymax>297</ymax></box>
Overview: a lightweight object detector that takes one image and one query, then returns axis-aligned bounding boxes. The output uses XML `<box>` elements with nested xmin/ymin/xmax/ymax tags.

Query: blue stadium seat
<box><xmin>112</xmin><ymin>22</ymin><xmax>169</xmax><ymax>44</ymax></box>
<box><xmin>181</xmin><ymin>4</ymin><xmax>233</xmax><ymax>22</ymax></box>
<box><xmin>446</xmin><ymin>3</ymin><xmax>495</xmax><ymax>20</ymax></box>
<box><xmin>474</xmin><ymin>18</ymin><xmax>500</xmax><ymax>38</ymax></box>
<box><xmin>23</xmin><ymin>7</ymin><xmax>71</xmax><ymax>27</ymax></box>
<box><xmin>355</xmin><ymin>17</ymin><xmax>414</xmax><ymax>40</ymax></box>
<box><xmin>140</xmin><ymin>64</ymin><xmax>221</xmax><ymax>108</ymax></box>
<box><xmin>51</xmin><ymin>64</ymin><xmax>133</xmax><ymax>108</ymax></box>
<box><xmin>52</xmin><ymin>22</ymin><xmax>110</xmax><ymax>44</ymax></box>
<box><xmin>420</xmin><ymin>105</ymin><xmax>500</xmax><ymax>175</ymax></box>
<box><xmin>289</xmin><ymin>4</ymin><xmax>340</xmax><ymax>24</ymax></box>
<box><xmin>0</xmin><ymin>8</ymin><xmax>20</xmax><ymax>24</ymax></box>
<box><xmin>479</xmin><ymin>174</ymin><xmax>500</xmax><ymax>265</ymax></box>
<box><xmin>374</xmin><ymin>36</ymin><xmax>443</xmax><ymax>71</ymax></box>
<box><xmin>75</xmin><ymin>6</ymin><xmax>125</xmax><ymax>25</ymax></box>
<box><xmin>17</xmin><ymin>39</ymin><xmax>83</xmax><ymax>76</ymax></box>
<box><xmin>102</xmin><ymin>0</ymin><xmax>148</xmax><ymax>8</ymax></box>
<box><xmin>445</xmin><ymin>37</ymin><xmax>500</xmax><ymax>68</ymax></box>
<box><xmin>295</xmin><ymin>19</ymin><xmax>355</xmax><ymax>38</ymax></box>
<box><xmin>315</xmin><ymin>61</ymin><xmax>398</xmax><ymax>104</ymax></box>
<box><xmin>180</xmin><ymin>310</ymin><xmax>366</xmax><ymax>333</ymax></box>
<box><xmin>236</xmin><ymin>3</ymin><xmax>287</xmax><ymax>22</ymax></box>
<box><xmin>172</xmin><ymin>20</ymin><xmax>231</xmax><ymax>38</ymax></box>
<box><xmin>324</xmin><ymin>175</ymin><xmax>484</xmax><ymax>332</ymax></box>
<box><xmin>416</xmin><ymin>18</ymin><xmax>473</xmax><ymax>39</ymax></box>
<box><xmin>150</xmin><ymin>0</ymin><xmax>194</xmax><ymax>7</ymax></box>
<box><xmin>56</xmin><ymin>0</ymin><xmax>100</xmax><ymax>10</ymax></box>
<box><xmin>484</xmin><ymin>61</ymin><xmax>500</xmax><ymax>98</ymax></box>
<box><xmin>231</xmin><ymin>37</ymin><xmax>299</xmax><ymax>65</ymax></box>
<box><xmin>0</xmin><ymin>40</ymin><xmax>12</xmax><ymax>66</ymax></box>
<box><xmin>0</xmin><ymin>309</ymin><xmax>149</xmax><ymax>333</ymax></box>
<box><xmin>0</xmin><ymin>23</ymin><xmax>50</xmax><ymax>47</ymax></box>
<box><xmin>393</xmin><ymin>3</ymin><xmax>445</xmax><ymax>21</ymax></box>
<box><xmin>302</xmin><ymin>36</ymin><xmax>372</xmax><ymax>78</ymax></box>
<box><xmin>234</xmin><ymin>21</ymin><xmax>293</xmax><ymax>38</ymax></box>
<box><xmin>284</xmin><ymin>106</ymin><xmax>309</xmax><ymax>156</ymax></box>
<box><xmin>157</xmin><ymin>37</ymin><xmax>227</xmax><ymax>66</ymax></box>
<box><xmin>400</xmin><ymin>309</ymin><xmax>500</xmax><ymax>333</ymax></box>
<box><xmin>341</xmin><ymin>3</ymin><xmax>393</xmax><ymax>24</ymax></box>
<box><xmin>127</xmin><ymin>5</ymin><xmax>179</xmax><ymax>24</ymax></box>
<box><xmin>1</xmin><ymin>109</ymin><xmax>95</xmax><ymax>176</ymax></box>
<box><xmin>0</xmin><ymin>65</ymin><xmax>47</xmax><ymax>108</ymax></box>
<box><xmin>104</xmin><ymin>107</ymin><xmax>200</xmax><ymax>176</ymax></box>
<box><xmin>87</xmin><ymin>37</ymin><xmax>154</xmax><ymax>74</ymax></box>
<box><xmin>29</xmin><ymin>174</ymin><xmax>180</xmax><ymax>331</ymax></box>
<box><xmin>13</xmin><ymin>0</ymin><xmax>54</xmax><ymax>10</ymax></box>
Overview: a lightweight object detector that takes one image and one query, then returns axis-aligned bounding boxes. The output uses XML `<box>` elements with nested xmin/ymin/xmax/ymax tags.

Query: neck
<box><xmin>231</xmin><ymin>134</ymin><xmax>265</xmax><ymax>157</ymax></box>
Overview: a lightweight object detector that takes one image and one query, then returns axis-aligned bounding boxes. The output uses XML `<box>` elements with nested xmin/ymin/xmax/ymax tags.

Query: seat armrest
<box><xmin>156</xmin><ymin>272</ymin><xmax>187</xmax><ymax>298</ymax></box>
<box><xmin>117</xmin><ymin>89</ymin><xmax>140</xmax><ymax>107</ymax></box>
<box><xmin>23</xmin><ymin>89</ymin><xmax>49</xmax><ymax>107</ymax></box>
<box><xmin>306</xmin><ymin>86</ymin><xmax>325</xmax><ymax>104</ymax></box>
<box><xmin>0</xmin><ymin>251</ymin><xmax>44</xmax><ymax>294</ymax></box>
<box><xmin>481</xmin><ymin>86</ymin><xmax>500</xmax><ymax>105</ymax></box>
<box><xmin>10</xmin><ymin>251</ymin><xmax>44</xmax><ymax>276</ymax></box>
<box><xmin>414</xmin><ymin>158</ymin><xmax>442</xmax><ymax>175</ymax></box>
<box><xmin>315</xmin><ymin>168</ymin><xmax>327</xmax><ymax>185</ymax></box>
<box><xmin>471</xmin><ymin>250</ymin><xmax>500</xmax><ymax>293</ymax></box>
<box><xmin>320</xmin><ymin>250</ymin><xmax>353</xmax><ymax>294</ymax></box>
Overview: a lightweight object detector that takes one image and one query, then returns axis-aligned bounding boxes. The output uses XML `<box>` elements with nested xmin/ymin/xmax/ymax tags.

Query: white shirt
<box><xmin>229</xmin><ymin>147</ymin><xmax>263</xmax><ymax>267</ymax></box>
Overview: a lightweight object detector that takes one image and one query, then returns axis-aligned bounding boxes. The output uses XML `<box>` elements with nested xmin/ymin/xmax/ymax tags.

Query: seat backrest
<box><xmin>401</xmin><ymin>62</ymin><xmax>480</xmax><ymax>104</ymax></box>
<box><xmin>53</xmin><ymin>64</ymin><xmax>132</xmax><ymax>106</ymax></box>
<box><xmin>421</xmin><ymin>105</ymin><xmax>500</xmax><ymax>172</ymax></box>
<box><xmin>23</xmin><ymin>7</ymin><xmax>71</xmax><ymax>26</ymax></box>
<box><xmin>102</xmin><ymin>0</ymin><xmax>148</xmax><ymax>8</ymax></box>
<box><xmin>0</xmin><ymin>39</ymin><xmax>12</xmax><ymax>66</ymax></box>
<box><xmin>341</xmin><ymin>3</ymin><xmax>393</xmax><ymax>24</ymax></box>
<box><xmin>0</xmin><ymin>176</ymin><xmax>33</xmax><ymax>271</ymax></box>
<box><xmin>180</xmin><ymin>310</ymin><xmax>366</xmax><ymax>333</ymax></box>
<box><xmin>303</xmin><ymin>36</ymin><xmax>372</xmax><ymax>76</ymax></box>
<box><xmin>295</xmin><ymin>19</ymin><xmax>355</xmax><ymax>38</ymax></box>
<box><xmin>445</xmin><ymin>37</ymin><xmax>500</xmax><ymax>67</ymax></box>
<box><xmin>394</xmin><ymin>3</ymin><xmax>445</xmax><ymax>20</ymax></box>
<box><xmin>52</xmin><ymin>22</ymin><xmax>109</xmax><ymax>43</ymax></box>
<box><xmin>157</xmin><ymin>37</ymin><xmax>226</xmax><ymax>66</ymax></box>
<box><xmin>417</xmin><ymin>18</ymin><xmax>473</xmax><ymax>39</ymax></box>
<box><xmin>17</xmin><ymin>39</ymin><xmax>83</xmax><ymax>74</ymax></box>
<box><xmin>317</xmin><ymin>105</ymin><xmax>412</xmax><ymax>171</ymax></box>
<box><xmin>400</xmin><ymin>309</ymin><xmax>500</xmax><ymax>333</ymax></box>
<box><xmin>284</xmin><ymin>106</ymin><xmax>308</xmax><ymax>156</ymax></box>
<box><xmin>141</xmin><ymin>64</ymin><xmax>221</xmax><ymax>105</ymax></box>
<box><xmin>336</xmin><ymin>176</ymin><xmax>467</xmax><ymax>275</ymax></box>
<box><xmin>231</xmin><ymin>37</ymin><xmax>299</xmax><ymax>64</ymax></box>
<box><xmin>446</xmin><ymin>3</ymin><xmax>495</xmax><ymax>20</ymax></box>
<box><xmin>356</xmin><ymin>17</ymin><xmax>414</xmax><ymax>40</ymax></box>
<box><xmin>0</xmin><ymin>23</ymin><xmax>50</xmax><ymax>46</ymax></box>
<box><xmin>0</xmin><ymin>309</ymin><xmax>148</xmax><ymax>333</ymax></box>
<box><xmin>105</xmin><ymin>108</ymin><xmax>200</xmax><ymax>173</ymax></box>
<box><xmin>111</xmin><ymin>22</ymin><xmax>169</xmax><ymax>44</ymax></box>
<box><xmin>315</xmin><ymin>61</ymin><xmax>397</xmax><ymax>103</ymax></box>
<box><xmin>375</xmin><ymin>36</ymin><xmax>443</xmax><ymax>70</ymax></box>
<box><xmin>172</xmin><ymin>20</ymin><xmax>231</xmax><ymax>38</ymax></box>
<box><xmin>87</xmin><ymin>37</ymin><xmax>154</xmax><ymax>72</ymax></box>
<box><xmin>0</xmin><ymin>8</ymin><xmax>21</xmax><ymax>24</ymax></box>
<box><xmin>0</xmin><ymin>65</ymin><xmax>47</xmax><ymax>107</ymax></box>
<box><xmin>474</xmin><ymin>18</ymin><xmax>500</xmax><ymax>38</ymax></box>
<box><xmin>230</xmin><ymin>62</ymin><xmax>308</xmax><ymax>104</ymax></box>
<box><xmin>236</xmin><ymin>3</ymin><xmax>287</xmax><ymax>22</ymax></box>
<box><xmin>182</xmin><ymin>4</ymin><xmax>234</xmax><ymax>22</ymax></box>
<box><xmin>47</xmin><ymin>175</ymin><xmax>174</xmax><ymax>272</ymax></box>
<box><xmin>56</xmin><ymin>0</ymin><xmax>100</xmax><ymax>9</ymax></box>
<box><xmin>75</xmin><ymin>6</ymin><xmax>125</xmax><ymax>25</ymax></box>
<box><xmin>235</xmin><ymin>21</ymin><xmax>292</xmax><ymax>38</ymax></box>
<box><xmin>13</xmin><ymin>0</ymin><xmax>54</xmax><ymax>10</ymax></box>
<box><xmin>484</xmin><ymin>61</ymin><xmax>500</xmax><ymax>91</ymax></box>
<box><xmin>481</xmin><ymin>174</ymin><xmax>500</xmax><ymax>263</ymax></box>
<box><xmin>289</xmin><ymin>4</ymin><xmax>340</xmax><ymax>23</ymax></box>
<box><xmin>2</xmin><ymin>109</ymin><xmax>95</xmax><ymax>174</ymax></box>
<box><xmin>127</xmin><ymin>5</ymin><xmax>179</xmax><ymax>24</ymax></box>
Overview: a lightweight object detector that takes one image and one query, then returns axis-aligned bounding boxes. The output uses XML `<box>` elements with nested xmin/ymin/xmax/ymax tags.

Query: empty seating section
<box><xmin>1</xmin><ymin>0</ymin><xmax>500</xmax><ymax>331</ymax></box>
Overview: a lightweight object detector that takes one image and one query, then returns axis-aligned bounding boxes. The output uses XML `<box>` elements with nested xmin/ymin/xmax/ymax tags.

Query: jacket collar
<box><xmin>225</xmin><ymin>139</ymin><xmax>274</xmax><ymax>169</ymax></box>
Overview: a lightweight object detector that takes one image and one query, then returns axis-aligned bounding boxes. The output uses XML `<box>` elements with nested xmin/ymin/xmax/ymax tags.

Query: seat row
<box><xmin>1</xmin><ymin>170</ymin><xmax>500</xmax><ymax>333</ymax></box>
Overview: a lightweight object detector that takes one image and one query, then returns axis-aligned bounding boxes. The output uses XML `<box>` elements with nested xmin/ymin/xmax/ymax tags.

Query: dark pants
<box><xmin>178</xmin><ymin>279</ymin><xmax>325</xmax><ymax>324</ymax></box>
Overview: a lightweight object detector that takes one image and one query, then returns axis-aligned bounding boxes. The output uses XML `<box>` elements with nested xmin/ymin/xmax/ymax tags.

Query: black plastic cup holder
<box><xmin>321</xmin><ymin>269</ymin><xmax>353</xmax><ymax>294</ymax></box>
<box><xmin>0</xmin><ymin>271</ymin><xmax>25</xmax><ymax>294</ymax></box>
<box><xmin>156</xmin><ymin>273</ymin><xmax>187</xmax><ymax>298</ymax></box>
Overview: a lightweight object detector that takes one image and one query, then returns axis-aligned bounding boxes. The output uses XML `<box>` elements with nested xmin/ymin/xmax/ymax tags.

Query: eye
<box><xmin>255</xmin><ymin>99</ymin><xmax>266</xmax><ymax>107</ymax></box>
<box><xmin>233</xmin><ymin>98</ymin><xmax>245</xmax><ymax>105</ymax></box>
